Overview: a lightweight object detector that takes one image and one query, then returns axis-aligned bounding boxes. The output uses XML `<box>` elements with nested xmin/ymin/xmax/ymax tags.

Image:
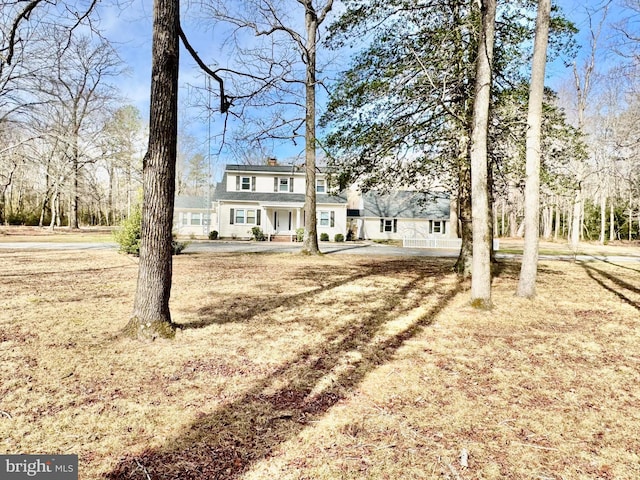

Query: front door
<box><xmin>273</xmin><ymin>209</ymin><xmax>292</xmax><ymax>232</ymax></box>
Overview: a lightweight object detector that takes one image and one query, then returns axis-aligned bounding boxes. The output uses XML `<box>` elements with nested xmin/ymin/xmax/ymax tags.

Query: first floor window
<box><xmin>230</xmin><ymin>208</ymin><xmax>261</xmax><ymax>225</ymax></box>
<box><xmin>181</xmin><ymin>213</ymin><xmax>187</xmax><ymax>225</ymax></box>
<box><xmin>319</xmin><ymin>211</ymin><xmax>335</xmax><ymax>227</ymax></box>
<box><xmin>380</xmin><ymin>218</ymin><xmax>398</xmax><ymax>233</ymax></box>
<box><xmin>191</xmin><ymin>213</ymin><xmax>201</xmax><ymax>225</ymax></box>
<box><xmin>430</xmin><ymin>220</ymin><xmax>445</xmax><ymax>234</ymax></box>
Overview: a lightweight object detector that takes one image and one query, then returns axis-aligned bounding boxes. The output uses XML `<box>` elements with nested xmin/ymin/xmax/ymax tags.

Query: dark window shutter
<box><xmin>230</xmin><ymin>208</ymin><xmax>235</xmax><ymax>224</ymax></box>
<box><xmin>257</xmin><ymin>209</ymin><xmax>261</xmax><ymax>226</ymax></box>
<box><xmin>429</xmin><ymin>220</ymin><xmax>433</xmax><ymax>234</ymax></box>
<box><xmin>393</xmin><ymin>219</ymin><xmax>398</xmax><ymax>233</ymax></box>
<box><xmin>380</xmin><ymin>219</ymin><xmax>384</xmax><ymax>232</ymax></box>
<box><xmin>236</xmin><ymin>176</ymin><xmax>240</xmax><ymax>191</ymax></box>
<box><xmin>442</xmin><ymin>221</ymin><xmax>446</xmax><ymax>234</ymax></box>
<box><xmin>274</xmin><ymin>177</ymin><xmax>278</xmax><ymax>192</ymax></box>
<box><xmin>252</xmin><ymin>176</ymin><xmax>256</xmax><ymax>191</ymax></box>
<box><xmin>330</xmin><ymin>211</ymin><xmax>335</xmax><ymax>227</ymax></box>
<box><xmin>289</xmin><ymin>177</ymin><xmax>294</xmax><ymax>192</ymax></box>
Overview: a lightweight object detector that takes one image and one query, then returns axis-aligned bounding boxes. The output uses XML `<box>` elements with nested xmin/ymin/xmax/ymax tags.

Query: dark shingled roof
<box><xmin>174</xmin><ymin>195</ymin><xmax>210</xmax><ymax>209</ymax></box>
<box><xmin>362</xmin><ymin>191</ymin><xmax>450</xmax><ymax>219</ymax></box>
<box><xmin>224</xmin><ymin>163</ymin><xmax>332</xmax><ymax>174</ymax></box>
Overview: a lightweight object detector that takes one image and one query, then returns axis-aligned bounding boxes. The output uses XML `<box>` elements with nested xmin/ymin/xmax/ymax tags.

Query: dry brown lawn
<box><xmin>0</xmin><ymin>246</ymin><xmax>639</xmax><ymax>479</ymax></box>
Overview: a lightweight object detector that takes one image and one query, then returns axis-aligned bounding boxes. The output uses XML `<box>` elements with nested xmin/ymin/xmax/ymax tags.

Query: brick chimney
<box><xmin>267</xmin><ymin>157</ymin><xmax>278</xmax><ymax>167</ymax></box>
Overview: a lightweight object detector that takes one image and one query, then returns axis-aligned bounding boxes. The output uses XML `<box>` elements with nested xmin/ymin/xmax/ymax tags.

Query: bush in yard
<box><xmin>334</xmin><ymin>233</ymin><xmax>345</xmax><ymax>242</ymax></box>
<box><xmin>209</xmin><ymin>230</ymin><xmax>218</xmax><ymax>240</ymax></box>
<box><xmin>113</xmin><ymin>207</ymin><xmax>142</xmax><ymax>255</ymax></box>
<box><xmin>251</xmin><ymin>226</ymin><xmax>266</xmax><ymax>241</ymax></box>
<box><xmin>296</xmin><ymin>227</ymin><xmax>305</xmax><ymax>242</ymax></box>
<box><xmin>172</xmin><ymin>234</ymin><xmax>189</xmax><ymax>255</ymax></box>
<box><xmin>114</xmin><ymin>207</ymin><xmax>188</xmax><ymax>256</ymax></box>
<box><xmin>320</xmin><ymin>232</ymin><xmax>329</xmax><ymax>241</ymax></box>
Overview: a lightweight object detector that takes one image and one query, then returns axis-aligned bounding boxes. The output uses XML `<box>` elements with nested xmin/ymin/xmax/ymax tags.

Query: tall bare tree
<box><xmin>124</xmin><ymin>0</ymin><xmax>229</xmax><ymax>339</ymax></box>
<box><xmin>203</xmin><ymin>0</ymin><xmax>334</xmax><ymax>254</ymax></box>
<box><xmin>123</xmin><ymin>0</ymin><xmax>181</xmax><ymax>339</ymax></box>
<box><xmin>517</xmin><ymin>0</ymin><xmax>551</xmax><ymax>298</ymax></box>
<box><xmin>470</xmin><ymin>0</ymin><xmax>497</xmax><ymax>308</ymax></box>
<box><xmin>35</xmin><ymin>34</ymin><xmax>121</xmax><ymax>229</ymax></box>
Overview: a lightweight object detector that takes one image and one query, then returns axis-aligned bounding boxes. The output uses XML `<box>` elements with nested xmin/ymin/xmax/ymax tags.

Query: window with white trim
<box><xmin>319</xmin><ymin>211</ymin><xmax>335</xmax><ymax>227</ymax></box>
<box><xmin>230</xmin><ymin>208</ymin><xmax>261</xmax><ymax>225</ymax></box>
<box><xmin>430</xmin><ymin>220</ymin><xmax>445</xmax><ymax>234</ymax></box>
<box><xmin>274</xmin><ymin>177</ymin><xmax>294</xmax><ymax>192</ymax></box>
<box><xmin>380</xmin><ymin>218</ymin><xmax>398</xmax><ymax>233</ymax></box>
<box><xmin>236</xmin><ymin>175</ymin><xmax>256</xmax><ymax>191</ymax></box>
<box><xmin>191</xmin><ymin>213</ymin><xmax>201</xmax><ymax>225</ymax></box>
<box><xmin>316</xmin><ymin>179</ymin><xmax>326</xmax><ymax>193</ymax></box>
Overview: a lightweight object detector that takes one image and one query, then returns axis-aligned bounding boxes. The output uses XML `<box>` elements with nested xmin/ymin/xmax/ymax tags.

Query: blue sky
<box><xmin>100</xmin><ymin>0</ymin><xmax>638</xmax><ymax>178</ymax></box>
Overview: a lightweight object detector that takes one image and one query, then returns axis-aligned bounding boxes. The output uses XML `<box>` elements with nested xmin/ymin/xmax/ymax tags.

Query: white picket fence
<box><xmin>403</xmin><ymin>237</ymin><xmax>500</xmax><ymax>251</ymax></box>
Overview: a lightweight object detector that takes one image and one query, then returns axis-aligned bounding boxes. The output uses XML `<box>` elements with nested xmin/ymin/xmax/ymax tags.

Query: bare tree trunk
<box><xmin>517</xmin><ymin>0</ymin><xmax>550</xmax><ymax>298</ymax></box>
<box><xmin>553</xmin><ymin>199</ymin><xmax>562</xmax><ymax>241</ymax></box>
<box><xmin>124</xmin><ymin>0</ymin><xmax>179</xmax><ymax>340</ymax></box>
<box><xmin>570</xmin><ymin>187</ymin><xmax>581</xmax><ymax>250</ymax></box>
<box><xmin>300</xmin><ymin>1</ymin><xmax>326</xmax><ymax>255</ymax></box>
<box><xmin>500</xmin><ymin>198</ymin><xmax>506</xmax><ymax>237</ymax></box>
<box><xmin>492</xmin><ymin>201</ymin><xmax>498</xmax><ymax>240</ymax></box>
<box><xmin>470</xmin><ymin>0</ymin><xmax>496</xmax><ymax>308</ymax></box>
<box><xmin>454</xmin><ymin>133</ymin><xmax>472</xmax><ymax>276</ymax></box>
<box><xmin>450</xmin><ymin>195</ymin><xmax>459</xmax><ymax>238</ymax></box>
<box><xmin>70</xmin><ymin>156</ymin><xmax>80</xmax><ymax>229</ymax></box>
<box><xmin>609</xmin><ymin>200</ymin><xmax>615</xmax><ymax>241</ymax></box>
<box><xmin>599</xmin><ymin>194</ymin><xmax>606</xmax><ymax>244</ymax></box>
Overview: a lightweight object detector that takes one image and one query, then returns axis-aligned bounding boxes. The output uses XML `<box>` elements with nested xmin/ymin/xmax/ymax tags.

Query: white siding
<box><xmin>360</xmin><ymin>218</ymin><xmax>450</xmax><ymax>241</ymax></box>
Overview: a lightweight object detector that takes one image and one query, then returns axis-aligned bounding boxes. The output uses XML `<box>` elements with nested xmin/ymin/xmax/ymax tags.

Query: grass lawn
<box><xmin>0</xmin><ymin>248</ymin><xmax>639</xmax><ymax>479</ymax></box>
<box><xmin>0</xmin><ymin>226</ymin><xmax>114</xmax><ymax>243</ymax></box>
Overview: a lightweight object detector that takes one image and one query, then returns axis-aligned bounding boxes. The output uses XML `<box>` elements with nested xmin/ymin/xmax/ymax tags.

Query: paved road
<box><xmin>0</xmin><ymin>240</ymin><xmax>458</xmax><ymax>257</ymax></box>
<box><xmin>1</xmin><ymin>240</ymin><xmax>639</xmax><ymax>262</ymax></box>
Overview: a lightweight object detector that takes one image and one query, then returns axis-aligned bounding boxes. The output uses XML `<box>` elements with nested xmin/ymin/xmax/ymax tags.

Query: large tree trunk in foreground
<box><xmin>301</xmin><ymin>2</ymin><xmax>321</xmax><ymax>255</ymax></box>
<box><xmin>124</xmin><ymin>0</ymin><xmax>179</xmax><ymax>340</ymax></box>
<box><xmin>470</xmin><ymin>0</ymin><xmax>496</xmax><ymax>308</ymax></box>
<box><xmin>517</xmin><ymin>0</ymin><xmax>551</xmax><ymax>298</ymax></box>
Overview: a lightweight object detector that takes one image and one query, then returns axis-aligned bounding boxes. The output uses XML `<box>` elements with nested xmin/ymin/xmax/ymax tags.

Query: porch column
<box><xmin>296</xmin><ymin>208</ymin><xmax>301</xmax><ymax>230</ymax></box>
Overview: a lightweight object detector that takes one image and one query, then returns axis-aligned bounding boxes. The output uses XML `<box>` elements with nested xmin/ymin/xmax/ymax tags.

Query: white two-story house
<box><xmin>211</xmin><ymin>162</ymin><xmax>348</xmax><ymax>240</ymax></box>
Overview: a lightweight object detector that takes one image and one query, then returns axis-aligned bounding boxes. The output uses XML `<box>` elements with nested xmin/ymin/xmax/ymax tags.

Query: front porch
<box><xmin>262</xmin><ymin>205</ymin><xmax>304</xmax><ymax>241</ymax></box>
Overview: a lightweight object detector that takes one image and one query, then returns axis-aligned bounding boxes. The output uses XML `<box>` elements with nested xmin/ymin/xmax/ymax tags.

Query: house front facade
<box><xmin>211</xmin><ymin>163</ymin><xmax>348</xmax><ymax>240</ymax></box>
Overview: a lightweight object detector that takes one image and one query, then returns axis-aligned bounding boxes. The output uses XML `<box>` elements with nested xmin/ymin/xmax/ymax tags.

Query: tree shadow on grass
<box><xmin>177</xmin><ymin>258</ymin><xmax>447</xmax><ymax>329</ymax></box>
<box><xmin>580</xmin><ymin>261</ymin><xmax>640</xmax><ymax>312</ymax></box>
<box><xmin>105</xmin><ymin>261</ymin><xmax>462</xmax><ymax>479</ymax></box>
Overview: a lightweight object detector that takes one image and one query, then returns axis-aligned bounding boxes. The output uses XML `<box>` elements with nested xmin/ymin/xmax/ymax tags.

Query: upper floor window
<box><xmin>236</xmin><ymin>175</ymin><xmax>256</xmax><ymax>191</ymax></box>
<box><xmin>274</xmin><ymin>177</ymin><xmax>294</xmax><ymax>193</ymax></box>
<box><xmin>316</xmin><ymin>179</ymin><xmax>326</xmax><ymax>193</ymax></box>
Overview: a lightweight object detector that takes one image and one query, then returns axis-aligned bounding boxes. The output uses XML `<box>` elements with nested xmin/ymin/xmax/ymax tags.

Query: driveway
<box><xmin>1</xmin><ymin>240</ymin><xmax>638</xmax><ymax>262</ymax></box>
<box><xmin>0</xmin><ymin>240</ymin><xmax>458</xmax><ymax>257</ymax></box>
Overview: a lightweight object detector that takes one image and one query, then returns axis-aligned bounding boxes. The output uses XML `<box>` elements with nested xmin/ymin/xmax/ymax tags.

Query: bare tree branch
<box><xmin>178</xmin><ymin>25</ymin><xmax>231</xmax><ymax>113</ymax></box>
